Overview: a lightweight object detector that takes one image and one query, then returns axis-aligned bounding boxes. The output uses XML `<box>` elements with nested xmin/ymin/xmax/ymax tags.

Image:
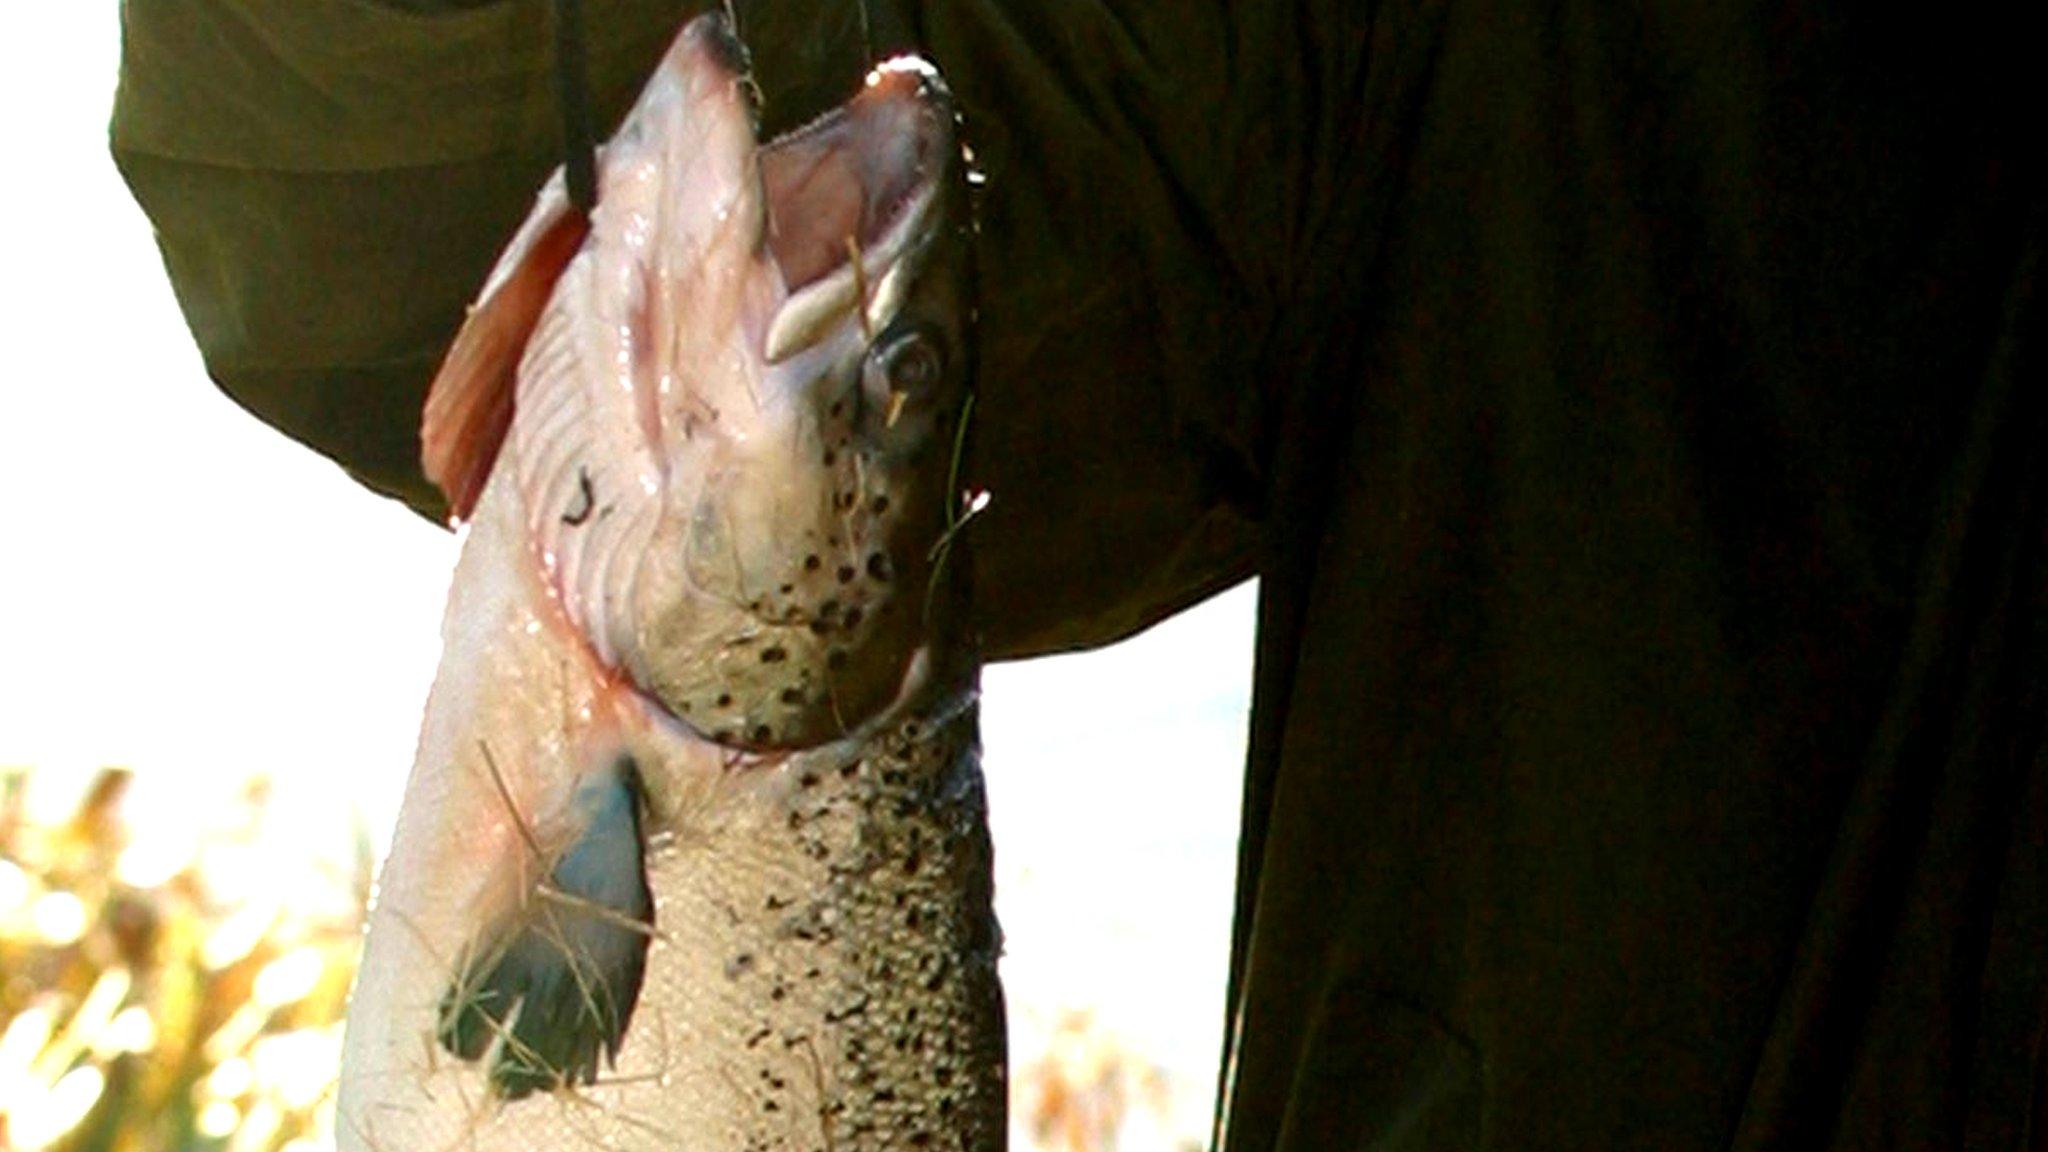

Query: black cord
<box><xmin>550</xmin><ymin>0</ymin><xmax>599</xmax><ymax>214</ymax></box>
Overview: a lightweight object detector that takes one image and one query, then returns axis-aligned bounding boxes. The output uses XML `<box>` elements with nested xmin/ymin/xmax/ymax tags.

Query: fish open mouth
<box><xmin>755</xmin><ymin>60</ymin><xmax>956</xmax><ymax>362</ymax></box>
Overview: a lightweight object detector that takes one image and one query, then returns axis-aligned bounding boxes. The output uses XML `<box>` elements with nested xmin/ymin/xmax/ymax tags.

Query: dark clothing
<box><xmin>116</xmin><ymin>1</ymin><xmax>2045</xmax><ymax>1148</ymax></box>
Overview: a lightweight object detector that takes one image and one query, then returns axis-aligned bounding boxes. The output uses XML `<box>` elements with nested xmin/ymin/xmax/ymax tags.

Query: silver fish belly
<box><xmin>336</xmin><ymin>14</ymin><xmax>1001</xmax><ymax>1151</ymax></box>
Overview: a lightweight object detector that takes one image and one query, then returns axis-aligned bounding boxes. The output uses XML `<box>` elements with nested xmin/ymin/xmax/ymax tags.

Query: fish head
<box><xmin>524</xmin><ymin>17</ymin><xmax>972</xmax><ymax>750</ymax></box>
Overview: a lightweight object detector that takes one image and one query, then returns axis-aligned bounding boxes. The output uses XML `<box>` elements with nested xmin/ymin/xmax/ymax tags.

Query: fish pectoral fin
<box><xmin>435</xmin><ymin>757</ymin><xmax>654</xmax><ymax>1100</ymax></box>
<box><xmin>421</xmin><ymin>193</ymin><xmax>591</xmax><ymax>522</ymax></box>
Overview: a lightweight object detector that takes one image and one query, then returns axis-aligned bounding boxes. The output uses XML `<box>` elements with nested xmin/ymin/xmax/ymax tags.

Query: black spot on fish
<box><xmin>867</xmin><ymin>552</ymin><xmax>893</xmax><ymax>582</ymax></box>
<box><xmin>842</xmin><ymin>607</ymin><xmax>865</xmax><ymax>630</ymax></box>
<box><xmin>760</xmin><ymin>646</ymin><xmax>787</xmax><ymax>663</ymax></box>
<box><xmin>837</xmin><ymin>565</ymin><xmax>857</xmax><ymax>584</ymax></box>
<box><xmin>717</xmin><ymin>693</ymin><xmax>734</xmax><ymax>707</ymax></box>
<box><xmin>870</xmin><ymin>495</ymin><xmax>891</xmax><ymax>515</ymax></box>
<box><xmin>804</xmin><ymin>554</ymin><xmax>822</xmax><ymax>571</ymax></box>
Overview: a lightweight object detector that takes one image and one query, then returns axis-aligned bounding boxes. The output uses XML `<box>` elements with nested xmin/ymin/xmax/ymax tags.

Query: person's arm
<box><xmin>114</xmin><ymin>0</ymin><xmax>1298</xmax><ymax>658</ymax></box>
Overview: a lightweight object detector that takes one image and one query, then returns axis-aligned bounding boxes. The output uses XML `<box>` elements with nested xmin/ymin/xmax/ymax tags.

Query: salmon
<box><xmin>335</xmin><ymin>15</ymin><xmax>1001</xmax><ymax>1151</ymax></box>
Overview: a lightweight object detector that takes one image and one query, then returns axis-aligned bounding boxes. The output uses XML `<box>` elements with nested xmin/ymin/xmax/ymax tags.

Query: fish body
<box><xmin>336</xmin><ymin>15</ymin><xmax>1001</xmax><ymax>1150</ymax></box>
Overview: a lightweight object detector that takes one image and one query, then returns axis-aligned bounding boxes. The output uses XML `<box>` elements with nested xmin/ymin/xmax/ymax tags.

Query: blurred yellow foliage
<box><xmin>1</xmin><ymin>768</ymin><xmax>360</xmax><ymax>1152</ymax></box>
<box><xmin>1</xmin><ymin>767</ymin><xmax>1203</xmax><ymax>1152</ymax></box>
<box><xmin>1016</xmin><ymin>1011</ymin><xmax>1198</xmax><ymax>1152</ymax></box>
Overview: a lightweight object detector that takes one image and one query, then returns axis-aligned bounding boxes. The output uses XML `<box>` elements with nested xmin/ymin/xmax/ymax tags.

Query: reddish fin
<box><xmin>422</xmin><ymin>203</ymin><xmax>591</xmax><ymax>521</ymax></box>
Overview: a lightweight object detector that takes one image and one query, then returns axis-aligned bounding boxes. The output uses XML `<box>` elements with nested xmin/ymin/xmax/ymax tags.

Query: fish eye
<box><xmin>864</xmin><ymin>326</ymin><xmax>945</xmax><ymax>402</ymax></box>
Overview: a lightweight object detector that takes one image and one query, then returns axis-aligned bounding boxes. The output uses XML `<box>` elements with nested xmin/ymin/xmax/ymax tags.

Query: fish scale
<box><xmin>635</xmin><ymin>698</ymin><xmax>1002</xmax><ymax>1152</ymax></box>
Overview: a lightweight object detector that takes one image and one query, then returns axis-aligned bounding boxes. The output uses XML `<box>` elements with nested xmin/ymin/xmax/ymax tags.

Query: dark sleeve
<box><xmin>112</xmin><ymin>0</ymin><xmax>1269</xmax><ymax>659</ymax></box>
<box><xmin>112</xmin><ymin>0</ymin><xmax>689</xmax><ymax>514</ymax></box>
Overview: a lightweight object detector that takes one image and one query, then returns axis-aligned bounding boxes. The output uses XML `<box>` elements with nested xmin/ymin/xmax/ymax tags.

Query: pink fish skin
<box><xmin>337</xmin><ymin>14</ymin><xmax>1001</xmax><ymax>1151</ymax></box>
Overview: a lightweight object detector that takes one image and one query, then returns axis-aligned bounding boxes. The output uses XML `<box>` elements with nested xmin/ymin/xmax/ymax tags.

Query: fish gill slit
<box><xmin>600</xmin><ymin>499</ymin><xmax>665</xmax><ymax>669</ymax></box>
<box><xmin>516</xmin><ymin>375</ymin><xmax>590</xmax><ymax>504</ymax></box>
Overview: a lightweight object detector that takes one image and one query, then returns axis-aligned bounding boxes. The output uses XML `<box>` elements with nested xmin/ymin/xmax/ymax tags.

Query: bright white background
<box><xmin>0</xmin><ymin>7</ymin><xmax>1252</xmax><ymax>1147</ymax></box>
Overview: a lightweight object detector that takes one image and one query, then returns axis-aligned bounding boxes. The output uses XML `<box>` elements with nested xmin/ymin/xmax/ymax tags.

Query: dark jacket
<box><xmin>116</xmin><ymin>2</ymin><xmax>2045</xmax><ymax>1147</ymax></box>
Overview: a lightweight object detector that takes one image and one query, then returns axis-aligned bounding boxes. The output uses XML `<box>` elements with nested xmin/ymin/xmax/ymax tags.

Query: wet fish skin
<box><xmin>634</xmin><ymin>685</ymin><xmax>1005</xmax><ymax>1152</ymax></box>
<box><xmin>336</xmin><ymin>13</ymin><xmax>1001</xmax><ymax>1151</ymax></box>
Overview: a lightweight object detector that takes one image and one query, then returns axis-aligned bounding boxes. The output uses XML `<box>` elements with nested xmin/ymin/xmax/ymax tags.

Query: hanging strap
<box><xmin>550</xmin><ymin>0</ymin><xmax>599</xmax><ymax>214</ymax></box>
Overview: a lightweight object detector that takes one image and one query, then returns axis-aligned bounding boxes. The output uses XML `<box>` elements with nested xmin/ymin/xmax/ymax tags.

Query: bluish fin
<box><xmin>436</xmin><ymin>756</ymin><xmax>653</xmax><ymax>1099</ymax></box>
